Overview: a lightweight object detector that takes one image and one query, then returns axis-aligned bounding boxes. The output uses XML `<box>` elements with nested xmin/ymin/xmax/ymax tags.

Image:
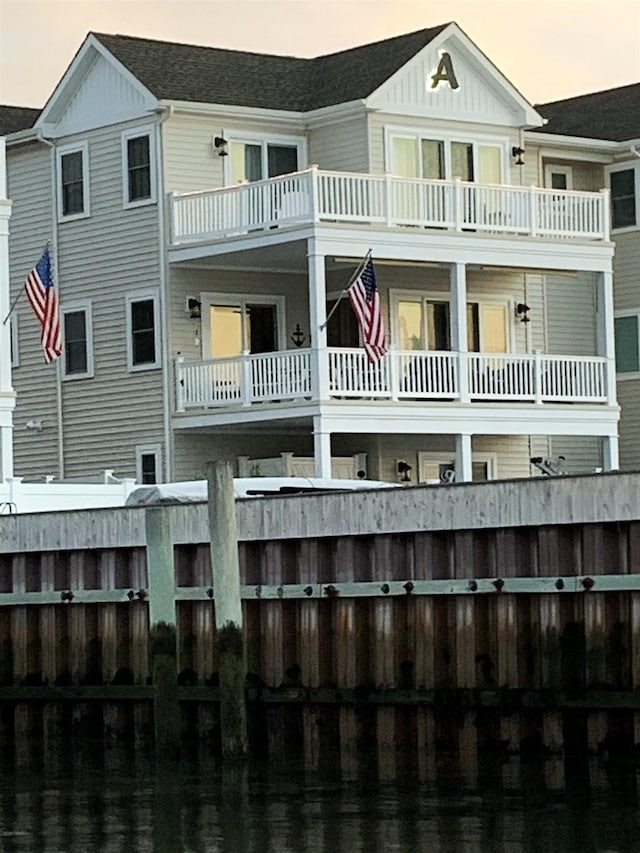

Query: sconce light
<box><xmin>516</xmin><ymin>302</ymin><xmax>530</xmax><ymax>323</ymax></box>
<box><xmin>290</xmin><ymin>323</ymin><xmax>306</xmax><ymax>347</ymax></box>
<box><xmin>397</xmin><ymin>461</ymin><xmax>412</xmax><ymax>482</ymax></box>
<box><xmin>214</xmin><ymin>135</ymin><xmax>228</xmax><ymax>157</ymax></box>
<box><xmin>25</xmin><ymin>419</ymin><xmax>43</xmax><ymax>431</ymax></box>
<box><xmin>511</xmin><ymin>146</ymin><xmax>525</xmax><ymax>166</ymax></box>
<box><xmin>187</xmin><ymin>297</ymin><xmax>202</xmax><ymax>320</ymax></box>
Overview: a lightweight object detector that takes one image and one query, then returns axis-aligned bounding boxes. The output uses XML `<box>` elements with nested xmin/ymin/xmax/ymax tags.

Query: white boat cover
<box><xmin>125</xmin><ymin>476</ymin><xmax>399</xmax><ymax>506</ymax></box>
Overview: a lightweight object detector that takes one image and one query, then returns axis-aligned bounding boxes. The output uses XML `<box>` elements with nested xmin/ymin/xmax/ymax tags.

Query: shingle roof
<box><xmin>535</xmin><ymin>83</ymin><xmax>640</xmax><ymax>142</ymax></box>
<box><xmin>0</xmin><ymin>105</ymin><xmax>41</xmax><ymax>135</ymax></box>
<box><xmin>93</xmin><ymin>24</ymin><xmax>450</xmax><ymax>111</ymax></box>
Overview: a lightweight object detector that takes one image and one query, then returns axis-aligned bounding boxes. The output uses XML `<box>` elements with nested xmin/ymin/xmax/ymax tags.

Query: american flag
<box><xmin>348</xmin><ymin>257</ymin><xmax>387</xmax><ymax>363</ymax></box>
<box><xmin>24</xmin><ymin>247</ymin><xmax>62</xmax><ymax>363</ymax></box>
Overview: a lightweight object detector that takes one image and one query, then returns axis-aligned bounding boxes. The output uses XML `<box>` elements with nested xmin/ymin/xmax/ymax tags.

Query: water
<box><xmin>0</xmin><ymin>743</ymin><xmax>639</xmax><ymax>852</ymax></box>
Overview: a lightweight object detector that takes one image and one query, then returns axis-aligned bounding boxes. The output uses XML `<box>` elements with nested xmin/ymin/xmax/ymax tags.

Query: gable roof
<box><xmin>535</xmin><ymin>83</ymin><xmax>640</xmax><ymax>142</ymax></box>
<box><xmin>0</xmin><ymin>105</ymin><xmax>41</xmax><ymax>135</ymax></box>
<box><xmin>93</xmin><ymin>24</ymin><xmax>451</xmax><ymax>111</ymax></box>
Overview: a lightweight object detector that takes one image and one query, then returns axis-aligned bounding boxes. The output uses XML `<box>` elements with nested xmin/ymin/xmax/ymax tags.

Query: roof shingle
<box><xmin>535</xmin><ymin>83</ymin><xmax>640</xmax><ymax>142</ymax></box>
<box><xmin>0</xmin><ymin>105</ymin><xmax>41</xmax><ymax>135</ymax></box>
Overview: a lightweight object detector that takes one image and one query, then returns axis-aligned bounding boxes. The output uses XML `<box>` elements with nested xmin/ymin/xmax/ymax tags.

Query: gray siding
<box><xmin>617</xmin><ymin>380</ymin><xmax>640</xmax><ymax>470</ymax></box>
<box><xmin>545</xmin><ymin>272</ymin><xmax>597</xmax><ymax>356</ymax></box>
<box><xmin>8</xmin><ymin>120</ymin><xmax>166</xmax><ymax>482</ymax></box>
<box><xmin>308</xmin><ymin>114</ymin><xmax>369</xmax><ymax>172</ymax></box>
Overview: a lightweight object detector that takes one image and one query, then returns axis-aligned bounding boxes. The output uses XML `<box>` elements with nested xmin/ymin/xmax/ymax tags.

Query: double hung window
<box><xmin>122</xmin><ymin>127</ymin><xmax>156</xmax><ymax>207</ymax></box>
<box><xmin>57</xmin><ymin>142</ymin><xmax>89</xmax><ymax>220</ymax></box>
<box><xmin>62</xmin><ymin>302</ymin><xmax>93</xmax><ymax>379</ymax></box>
<box><xmin>614</xmin><ymin>313</ymin><xmax>640</xmax><ymax>376</ymax></box>
<box><xmin>127</xmin><ymin>291</ymin><xmax>160</xmax><ymax>370</ymax></box>
<box><xmin>607</xmin><ymin>165</ymin><xmax>638</xmax><ymax>230</ymax></box>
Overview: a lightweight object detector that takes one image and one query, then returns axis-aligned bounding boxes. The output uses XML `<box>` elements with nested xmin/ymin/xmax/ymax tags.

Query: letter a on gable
<box><xmin>430</xmin><ymin>52</ymin><xmax>459</xmax><ymax>90</ymax></box>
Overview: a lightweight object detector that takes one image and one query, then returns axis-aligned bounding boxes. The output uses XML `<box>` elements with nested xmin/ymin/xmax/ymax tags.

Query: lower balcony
<box><xmin>175</xmin><ymin>348</ymin><xmax>609</xmax><ymax>412</ymax></box>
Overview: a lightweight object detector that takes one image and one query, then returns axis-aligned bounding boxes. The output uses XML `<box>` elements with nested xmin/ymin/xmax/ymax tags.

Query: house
<box><xmin>0</xmin><ymin>22</ymin><xmax>622</xmax><ymax>486</ymax></box>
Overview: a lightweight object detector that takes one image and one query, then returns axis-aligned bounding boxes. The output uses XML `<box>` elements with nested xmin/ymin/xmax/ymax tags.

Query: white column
<box><xmin>455</xmin><ymin>433</ymin><xmax>473</xmax><ymax>483</ymax></box>
<box><xmin>0</xmin><ymin>137</ymin><xmax>15</xmax><ymax>481</ymax></box>
<box><xmin>450</xmin><ymin>262</ymin><xmax>469</xmax><ymax>402</ymax></box>
<box><xmin>313</xmin><ymin>416</ymin><xmax>332</xmax><ymax>479</ymax></box>
<box><xmin>307</xmin><ymin>238</ymin><xmax>329</xmax><ymax>400</ymax></box>
<box><xmin>596</xmin><ymin>269</ymin><xmax>619</xmax><ymax>471</ymax></box>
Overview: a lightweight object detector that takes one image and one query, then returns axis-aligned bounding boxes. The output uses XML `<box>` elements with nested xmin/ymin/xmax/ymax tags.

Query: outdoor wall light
<box><xmin>187</xmin><ymin>298</ymin><xmax>202</xmax><ymax>320</ymax></box>
<box><xmin>214</xmin><ymin>135</ymin><xmax>228</xmax><ymax>157</ymax></box>
<box><xmin>516</xmin><ymin>303</ymin><xmax>530</xmax><ymax>323</ymax></box>
<box><xmin>511</xmin><ymin>146</ymin><xmax>525</xmax><ymax>166</ymax></box>
<box><xmin>397</xmin><ymin>461</ymin><xmax>412</xmax><ymax>482</ymax></box>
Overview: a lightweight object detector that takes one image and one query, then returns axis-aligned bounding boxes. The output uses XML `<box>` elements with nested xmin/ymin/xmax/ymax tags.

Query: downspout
<box><xmin>155</xmin><ymin>105</ymin><xmax>173</xmax><ymax>481</ymax></box>
<box><xmin>36</xmin><ymin>132</ymin><xmax>65</xmax><ymax>479</ymax></box>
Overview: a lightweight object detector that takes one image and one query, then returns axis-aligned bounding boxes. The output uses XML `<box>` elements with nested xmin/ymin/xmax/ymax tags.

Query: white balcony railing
<box><xmin>170</xmin><ymin>168</ymin><xmax>609</xmax><ymax>244</ymax></box>
<box><xmin>175</xmin><ymin>349</ymin><xmax>608</xmax><ymax>412</ymax></box>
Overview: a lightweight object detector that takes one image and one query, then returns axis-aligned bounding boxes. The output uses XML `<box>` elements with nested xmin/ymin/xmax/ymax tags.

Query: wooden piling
<box><xmin>145</xmin><ymin>507</ymin><xmax>180</xmax><ymax>754</ymax></box>
<box><xmin>208</xmin><ymin>461</ymin><xmax>248</xmax><ymax>759</ymax></box>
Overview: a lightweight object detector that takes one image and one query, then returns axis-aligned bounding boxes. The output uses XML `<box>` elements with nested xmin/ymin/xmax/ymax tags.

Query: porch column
<box><xmin>450</xmin><ymin>262</ymin><xmax>469</xmax><ymax>402</ymax></box>
<box><xmin>596</xmin><ymin>269</ymin><xmax>619</xmax><ymax>471</ymax></box>
<box><xmin>307</xmin><ymin>238</ymin><xmax>329</xmax><ymax>401</ymax></box>
<box><xmin>596</xmin><ymin>270</ymin><xmax>617</xmax><ymax>406</ymax></box>
<box><xmin>455</xmin><ymin>433</ymin><xmax>473</xmax><ymax>483</ymax></box>
<box><xmin>0</xmin><ymin>138</ymin><xmax>14</xmax><ymax>481</ymax></box>
<box><xmin>313</xmin><ymin>416</ymin><xmax>332</xmax><ymax>479</ymax></box>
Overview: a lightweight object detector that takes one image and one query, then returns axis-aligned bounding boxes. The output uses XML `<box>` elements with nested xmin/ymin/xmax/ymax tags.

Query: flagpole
<box><xmin>319</xmin><ymin>248</ymin><xmax>372</xmax><ymax>331</ymax></box>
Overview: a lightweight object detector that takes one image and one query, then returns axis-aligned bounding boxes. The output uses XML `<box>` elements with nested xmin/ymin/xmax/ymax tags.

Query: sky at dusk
<box><xmin>0</xmin><ymin>0</ymin><xmax>639</xmax><ymax>109</ymax></box>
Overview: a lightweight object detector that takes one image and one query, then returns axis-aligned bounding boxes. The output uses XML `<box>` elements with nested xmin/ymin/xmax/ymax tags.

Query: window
<box><xmin>394</xmin><ymin>294</ymin><xmax>509</xmax><ymax>353</ymax></box>
<box><xmin>136</xmin><ymin>445</ymin><xmax>161</xmax><ymax>484</ymax></box>
<box><xmin>418</xmin><ymin>451</ymin><xmax>497</xmax><ymax>483</ymax></box>
<box><xmin>608</xmin><ymin>166</ymin><xmax>637</xmax><ymax>230</ymax></box>
<box><xmin>122</xmin><ymin>127</ymin><xmax>156</xmax><ymax>207</ymax></box>
<box><xmin>57</xmin><ymin>142</ymin><xmax>89</xmax><ymax>220</ymax></box>
<box><xmin>544</xmin><ymin>165</ymin><xmax>573</xmax><ymax>190</ymax></box>
<box><xmin>62</xmin><ymin>302</ymin><xmax>93</xmax><ymax>379</ymax></box>
<box><xmin>202</xmin><ymin>294</ymin><xmax>285</xmax><ymax>357</ymax></box>
<box><xmin>228</xmin><ymin>133</ymin><xmax>305</xmax><ymax>184</ymax></box>
<box><xmin>389</xmin><ymin>131</ymin><xmax>505</xmax><ymax>184</ymax></box>
<box><xmin>614</xmin><ymin>314</ymin><xmax>640</xmax><ymax>375</ymax></box>
<box><xmin>127</xmin><ymin>291</ymin><xmax>160</xmax><ymax>370</ymax></box>
<box><xmin>9</xmin><ymin>313</ymin><xmax>19</xmax><ymax>368</ymax></box>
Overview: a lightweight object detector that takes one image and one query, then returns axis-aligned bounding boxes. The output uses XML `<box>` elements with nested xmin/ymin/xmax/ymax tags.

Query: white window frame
<box><xmin>613</xmin><ymin>309</ymin><xmax>640</xmax><ymax>380</ymax></box>
<box><xmin>418</xmin><ymin>451</ymin><xmax>498</xmax><ymax>484</ymax></box>
<box><xmin>544</xmin><ymin>164</ymin><xmax>573</xmax><ymax>190</ymax></box>
<box><xmin>201</xmin><ymin>292</ymin><xmax>286</xmax><ymax>357</ymax></box>
<box><xmin>390</xmin><ymin>289</ymin><xmax>513</xmax><ymax>352</ymax></box>
<box><xmin>126</xmin><ymin>289</ymin><xmax>161</xmax><ymax>371</ymax></box>
<box><xmin>605</xmin><ymin>161</ymin><xmax>640</xmax><ymax>233</ymax></box>
<box><xmin>10</xmin><ymin>312</ymin><xmax>19</xmax><ymax>368</ymax></box>
<box><xmin>56</xmin><ymin>140</ymin><xmax>90</xmax><ymax>221</ymax></box>
<box><xmin>135</xmin><ymin>443</ymin><xmax>162</xmax><ymax>484</ymax></box>
<box><xmin>61</xmin><ymin>300</ymin><xmax>94</xmax><ymax>380</ymax></box>
<box><xmin>384</xmin><ymin>125</ymin><xmax>509</xmax><ymax>183</ymax></box>
<box><xmin>121</xmin><ymin>126</ymin><xmax>157</xmax><ymax>209</ymax></box>
<box><xmin>224</xmin><ymin>130</ymin><xmax>307</xmax><ymax>185</ymax></box>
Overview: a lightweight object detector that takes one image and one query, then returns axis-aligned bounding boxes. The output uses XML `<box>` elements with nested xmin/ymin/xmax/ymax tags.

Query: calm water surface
<box><xmin>0</xmin><ymin>742</ymin><xmax>639</xmax><ymax>852</ymax></box>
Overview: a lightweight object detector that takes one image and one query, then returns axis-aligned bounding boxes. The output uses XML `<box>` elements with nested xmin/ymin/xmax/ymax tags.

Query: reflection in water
<box><xmin>0</xmin><ymin>740</ymin><xmax>639</xmax><ymax>852</ymax></box>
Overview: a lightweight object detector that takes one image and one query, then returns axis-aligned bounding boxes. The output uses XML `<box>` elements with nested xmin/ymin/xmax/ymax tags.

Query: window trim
<box><xmin>385</xmin><ymin>125</ymin><xmax>509</xmax><ymax>183</ymax></box>
<box><xmin>126</xmin><ymin>289</ymin><xmax>161</xmax><ymax>371</ymax></box>
<box><xmin>61</xmin><ymin>300</ymin><xmax>94</xmax><ymax>380</ymax></box>
<box><xmin>56</xmin><ymin>141</ymin><xmax>90</xmax><ymax>221</ymax></box>
<box><xmin>544</xmin><ymin>164</ymin><xmax>573</xmax><ymax>190</ymax></box>
<box><xmin>418</xmin><ymin>450</ymin><xmax>498</xmax><ymax>483</ymax></box>
<box><xmin>201</xmin><ymin>292</ymin><xmax>286</xmax><ymax>357</ymax></box>
<box><xmin>135</xmin><ymin>444</ymin><xmax>162</xmax><ymax>484</ymax></box>
<box><xmin>605</xmin><ymin>161</ymin><xmax>639</xmax><ymax>232</ymax></box>
<box><xmin>224</xmin><ymin>130</ymin><xmax>307</xmax><ymax>185</ymax></box>
<box><xmin>613</xmin><ymin>310</ymin><xmax>640</xmax><ymax>380</ymax></box>
<box><xmin>121</xmin><ymin>126</ymin><xmax>157</xmax><ymax>209</ymax></box>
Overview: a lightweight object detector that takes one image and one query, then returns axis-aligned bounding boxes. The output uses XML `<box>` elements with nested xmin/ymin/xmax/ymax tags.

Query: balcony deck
<box><xmin>175</xmin><ymin>348</ymin><xmax>609</xmax><ymax>412</ymax></box>
<box><xmin>169</xmin><ymin>168</ymin><xmax>610</xmax><ymax>246</ymax></box>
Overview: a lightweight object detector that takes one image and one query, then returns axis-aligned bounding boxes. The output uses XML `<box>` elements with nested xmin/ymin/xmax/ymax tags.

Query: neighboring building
<box><xmin>534</xmin><ymin>84</ymin><xmax>640</xmax><ymax>471</ymax></box>
<box><xmin>0</xmin><ymin>23</ymin><xmax>623</xmax><ymax>485</ymax></box>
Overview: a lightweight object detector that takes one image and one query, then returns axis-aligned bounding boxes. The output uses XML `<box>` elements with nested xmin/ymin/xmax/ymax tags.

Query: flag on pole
<box><xmin>348</xmin><ymin>256</ymin><xmax>387</xmax><ymax>363</ymax></box>
<box><xmin>24</xmin><ymin>246</ymin><xmax>62</xmax><ymax>363</ymax></box>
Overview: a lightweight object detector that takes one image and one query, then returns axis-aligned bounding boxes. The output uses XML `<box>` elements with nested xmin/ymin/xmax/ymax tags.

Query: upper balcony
<box><xmin>169</xmin><ymin>167</ymin><xmax>610</xmax><ymax>247</ymax></box>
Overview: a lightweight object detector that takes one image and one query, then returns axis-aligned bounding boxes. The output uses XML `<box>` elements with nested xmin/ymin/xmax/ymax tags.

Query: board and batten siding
<box><xmin>7</xmin><ymin>143</ymin><xmax>61</xmax><ymax>478</ymax></box>
<box><xmin>10</xmin><ymin>121</ymin><xmax>166</xmax><ymax>481</ymax></box>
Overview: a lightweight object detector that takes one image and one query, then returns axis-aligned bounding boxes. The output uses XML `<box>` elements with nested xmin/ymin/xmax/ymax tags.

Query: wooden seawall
<box><xmin>2</xmin><ymin>471</ymin><xmax>640</xmax><ymax>771</ymax></box>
